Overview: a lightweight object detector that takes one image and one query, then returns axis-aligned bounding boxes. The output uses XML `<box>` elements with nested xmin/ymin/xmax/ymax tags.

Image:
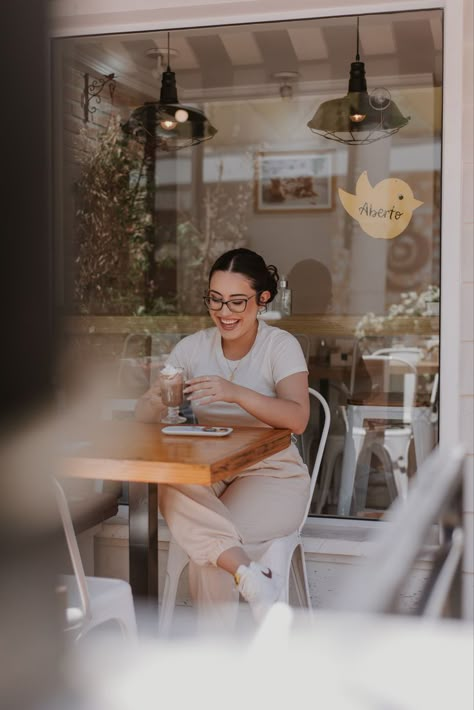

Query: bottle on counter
<box><xmin>318</xmin><ymin>339</ymin><xmax>330</xmax><ymax>365</ymax></box>
<box><xmin>273</xmin><ymin>275</ymin><xmax>292</xmax><ymax>317</ymax></box>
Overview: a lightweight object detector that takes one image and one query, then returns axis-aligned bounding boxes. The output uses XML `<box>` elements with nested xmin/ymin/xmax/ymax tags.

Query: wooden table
<box><xmin>62</xmin><ymin>421</ymin><xmax>291</xmax><ymax>600</ymax></box>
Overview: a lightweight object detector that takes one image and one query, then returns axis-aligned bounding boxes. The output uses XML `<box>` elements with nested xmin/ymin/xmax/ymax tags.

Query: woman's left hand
<box><xmin>184</xmin><ymin>375</ymin><xmax>237</xmax><ymax>405</ymax></box>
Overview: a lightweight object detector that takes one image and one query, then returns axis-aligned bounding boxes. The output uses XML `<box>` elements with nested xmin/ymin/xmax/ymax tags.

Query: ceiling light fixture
<box><xmin>122</xmin><ymin>32</ymin><xmax>217</xmax><ymax>152</ymax></box>
<box><xmin>307</xmin><ymin>17</ymin><xmax>410</xmax><ymax>145</ymax></box>
<box><xmin>272</xmin><ymin>71</ymin><xmax>299</xmax><ymax>101</ymax></box>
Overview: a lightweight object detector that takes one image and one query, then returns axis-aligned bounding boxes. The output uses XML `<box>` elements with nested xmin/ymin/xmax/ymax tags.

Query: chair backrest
<box><xmin>362</xmin><ymin>355</ymin><xmax>418</xmax><ymax>413</ymax></box>
<box><xmin>52</xmin><ymin>478</ymin><xmax>91</xmax><ymax>621</ymax></box>
<box><xmin>120</xmin><ymin>332</ymin><xmax>152</xmax><ymax>360</ymax></box>
<box><xmin>118</xmin><ymin>355</ymin><xmax>165</xmax><ymax>391</ymax></box>
<box><xmin>332</xmin><ymin>445</ymin><xmax>465</xmax><ymax>617</ymax></box>
<box><xmin>118</xmin><ymin>333</ymin><xmax>186</xmax><ymax>389</ymax></box>
<box><xmin>431</xmin><ymin>372</ymin><xmax>439</xmax><ymax>407</ymax></box>
<box><xmin>293</xmin><ymin>333</ymin><xmax>311</xmax><ymax>364</ymax></box>
<box><xmin>299</xmin><ymin>388</ymin><xmax>330</xmax><ymax>529</ymax></box>
<box><xmin>150</xmin><ymin>332</ymin><xmax>187</xmax><ymax>358</ymax></box>
<box><xmin>372</xmin><ymin>346</ymin><xmax>424</xmax><ymax>365</ymax></box>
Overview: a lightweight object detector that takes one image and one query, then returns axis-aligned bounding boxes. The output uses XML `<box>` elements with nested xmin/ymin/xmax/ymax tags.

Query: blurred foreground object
<box><xmin>1</xmin><ymin>420</ymin><xmax>64</xmax><ymax>709</ymax></box>
<box><xmin>0</xmin><ymin>2</ymin><xmax>65</xmax><ymax>708</ymax></box>
<box><xmin>333</xmin><ymin>445</ymin><xmax>465</xmax><ymax>617</ymax></box>
<box><xmin>0</xmin><ymin>0</ymin><xmax>55</xmax><ymax>433</ymax></box>
<box><xmin>71</xmin><ymin>606</ymin><xmax>473</xmax><ymax>710</ymax></box>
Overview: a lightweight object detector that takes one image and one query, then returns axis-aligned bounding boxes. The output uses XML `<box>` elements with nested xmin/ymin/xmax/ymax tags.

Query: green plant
<box><xmin>73</xmin><ymin>115</ymin><xmax>152</xmax><ymax>314</ymax></box>
<box><xmin>173</xmin><ymin>159</ymin><xmax>252</xmax><ymax>313</ymax></box>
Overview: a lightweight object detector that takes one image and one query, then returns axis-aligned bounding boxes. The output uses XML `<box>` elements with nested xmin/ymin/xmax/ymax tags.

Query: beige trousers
<box><xmin>158</xmin><ymin>444</ymin><xmax>309</xmax><ymax>625</ymax></box>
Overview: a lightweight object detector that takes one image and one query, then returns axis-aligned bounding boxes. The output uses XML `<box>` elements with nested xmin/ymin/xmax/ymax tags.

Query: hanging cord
<box><xmin>167</xmin><ymin>31</ymin><xmax>171</xmax><ymax>71</ymax></box>
<box><xmin>356</xmin><ymin>16</ymin><xmax>360</xmax><ymax>61</ymax></box>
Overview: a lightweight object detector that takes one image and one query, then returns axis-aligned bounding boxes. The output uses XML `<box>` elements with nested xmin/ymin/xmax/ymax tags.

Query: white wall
<box><xmin>94</xmin><ymin>518</ymin><xmax>436</xmax><ymax>615</ymax></box>
<box><xmin>460</xmin><ymin>0</ymin><xmax>474</xmax><ymax>620</ymax></box>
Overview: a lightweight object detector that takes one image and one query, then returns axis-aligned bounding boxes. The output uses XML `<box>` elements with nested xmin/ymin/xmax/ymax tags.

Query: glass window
<box><xmin>53</xmin><ymin>9</ymin><xmax>442</xmax><ymax>519</ymax></box>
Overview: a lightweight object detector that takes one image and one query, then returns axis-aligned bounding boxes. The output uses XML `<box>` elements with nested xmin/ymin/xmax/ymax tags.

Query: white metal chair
<box><xmin>365</xmin><ymin>353</ymin><xmax>418</xmax><ymax>420</ymax></box>
<box><xmin>315</xmin><ymin>411</ymin><xmax>371</xmax><ymax>514</ymax></box>
<box><xmin>158</xmin><ymin>388</ymin><xmax>330</xmax><ymax>635</ymax></box>
<box><xmin>316</xmin><ymin>355</ymin><xmax>418</xmax><ymax>513</ymax></box>
<box><xmin>53</xmin><ymin>478</ymin><xmax>137</xmax><ymax>641</ymax></box>
<box><xmin>338</xmin><ymin>355</ymin><xmax>433</xmax><ymax>515</ymax></box>
<box><xmin>116</xmin><ymin>332</ymin><xmax>186</xmax><ymax>395</ymax></box>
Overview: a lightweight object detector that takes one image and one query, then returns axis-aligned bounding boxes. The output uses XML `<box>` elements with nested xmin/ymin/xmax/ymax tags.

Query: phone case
<box><xmin>162</xmin><ymin>425</ymin><xmax>233</xmax><ymax>437</ymax></box>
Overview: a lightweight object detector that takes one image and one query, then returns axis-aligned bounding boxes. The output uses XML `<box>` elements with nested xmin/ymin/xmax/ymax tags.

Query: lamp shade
<box><xmin>308</xmin><ymin>88</ymin><xmax>410</xmax><ymax>146</ymax></box>
<box><xmin>308</xmin><ymin>19</ymin><xmax>410</xmax><ymax>146</ymax></box>
<box><xmin>123</xmin><ymin>67</ymin><xmax>217</xmax><ymax>152</ymax></box>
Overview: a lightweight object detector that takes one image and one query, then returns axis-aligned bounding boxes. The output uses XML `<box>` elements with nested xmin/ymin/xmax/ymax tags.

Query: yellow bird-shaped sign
<box><xmin>338</xmin><ymin>171</ymin><xmax>423</xmax><ymax>239</ymax></box>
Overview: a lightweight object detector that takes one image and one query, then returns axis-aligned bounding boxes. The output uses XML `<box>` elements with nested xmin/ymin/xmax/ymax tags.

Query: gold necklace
<box><xmin>224</xmin><ymin>357</ymin><xmax>242</xmax><ymax>382</ymax></box>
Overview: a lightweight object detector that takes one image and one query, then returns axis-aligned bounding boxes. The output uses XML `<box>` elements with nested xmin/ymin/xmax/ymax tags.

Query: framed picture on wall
<box><xmin>254</xmin><ymin>150</ymin><xmax>334</xmax><ymax>213</ymax></box>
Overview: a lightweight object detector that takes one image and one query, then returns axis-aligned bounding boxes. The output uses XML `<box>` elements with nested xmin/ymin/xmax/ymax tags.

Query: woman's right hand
<box><xmin>184</xmin><ymin>375</ymin><xmax>238</xmax><ymax>405</ymax></box>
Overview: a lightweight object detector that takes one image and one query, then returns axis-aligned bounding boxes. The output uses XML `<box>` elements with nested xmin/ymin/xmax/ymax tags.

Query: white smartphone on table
<box><xmin>162</xmin><ymin>425</ymin><xmax>233</xmax><ymax>437</ymax></box>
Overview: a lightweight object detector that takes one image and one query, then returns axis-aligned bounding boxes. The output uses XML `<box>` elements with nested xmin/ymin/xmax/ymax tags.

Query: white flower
<box><xmin>355</xmin><ymin>284</ymin><xmax>440</xmax><ymax>336</ymax></box>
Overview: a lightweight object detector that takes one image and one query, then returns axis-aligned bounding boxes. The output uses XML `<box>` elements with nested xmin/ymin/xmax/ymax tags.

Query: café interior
<box><xmin>2</xmin><ymin>1</ymin><xmax>472</xmax><ymax>708</ymax></box>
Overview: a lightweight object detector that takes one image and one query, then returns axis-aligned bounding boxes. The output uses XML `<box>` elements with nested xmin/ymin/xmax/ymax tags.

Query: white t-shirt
<box><xmin>167</xmin><ymin>319</ymin><xmax>308</xmax><ymax>428</ymax></box>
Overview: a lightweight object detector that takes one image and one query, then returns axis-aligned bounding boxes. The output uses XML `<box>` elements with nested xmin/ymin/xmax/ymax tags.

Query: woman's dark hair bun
<box><xmin>208</xmin><ymin>248</ymin><xmax>280</xmax><ymax>303</ymax></box>
<box><xmin>267</xmin><ymin>264</ymin><xmax>279</xmax><ymax>285</ymax></box>
<box><xmin>265</xmin><ymin>264</ymin><xmax>279</xmax><ymax>301</ymax></box>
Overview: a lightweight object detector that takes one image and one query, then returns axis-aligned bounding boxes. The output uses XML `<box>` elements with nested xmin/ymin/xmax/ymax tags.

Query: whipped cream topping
<box><xmin>160</xmin><ymin>364</ymin><xmax>181</xmax><ymax>377</ymax></box>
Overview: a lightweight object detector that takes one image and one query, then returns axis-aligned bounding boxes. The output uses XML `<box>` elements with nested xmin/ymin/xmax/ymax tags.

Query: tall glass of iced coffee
<box><xmin>159</xmin><ymin>365</ymin><xmax>186</xmax><ymax>424</ymax></box>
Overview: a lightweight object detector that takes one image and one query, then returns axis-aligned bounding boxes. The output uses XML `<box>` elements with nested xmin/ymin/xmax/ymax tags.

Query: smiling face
<box><xmin>207</xmin><ymin>270</ymin><xmax>270</xmax><ymax>347</ymax></box>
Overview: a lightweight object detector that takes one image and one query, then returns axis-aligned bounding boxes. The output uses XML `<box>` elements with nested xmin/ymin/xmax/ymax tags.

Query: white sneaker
<box><xmin>235</xmin><ymin>562</ymin><xmax>283</xmax><ymax>623</ymax></box>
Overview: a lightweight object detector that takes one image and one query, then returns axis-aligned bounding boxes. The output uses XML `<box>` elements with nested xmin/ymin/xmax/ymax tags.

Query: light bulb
<box><xmin>279</xmin><ymin>83</ymin><xmax>293</xmax><ymax>101</ymax></box>
<box><xmin>174</xmin><ymin>108</ymin><xmax>189</xmax><ymax>123</ymax></box>
<box><xmin>160</xmin><ymin>118</ymin><xmax>177</xmax><ymax>131</ymax></box>
<box><xmin>350</xmin><ymin>112</ymin><xmax>366</xmax><ymax>123</ymax></box>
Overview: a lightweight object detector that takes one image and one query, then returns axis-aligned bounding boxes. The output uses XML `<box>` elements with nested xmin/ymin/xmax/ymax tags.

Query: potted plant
<box><xmin>355</xmin><ymin>284</ymin><xmax>441</xmax><ymax>340</ymax></box>
<box><xmin>422</xmin><ymin>285</ymin><xmax>440</xmax><ymax>316</ymax></box>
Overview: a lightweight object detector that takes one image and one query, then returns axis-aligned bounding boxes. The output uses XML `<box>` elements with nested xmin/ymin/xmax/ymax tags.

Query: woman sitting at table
<box><xmin>136</xmin><ymin>248</ymin><xmax>310</xmax><ymax>625</ymax></box>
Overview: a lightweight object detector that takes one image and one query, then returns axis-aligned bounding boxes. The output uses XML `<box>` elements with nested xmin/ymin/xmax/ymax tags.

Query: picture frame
<box><xmin>254</xmin><ymin>150</ymin><xmax>334</xmax><ymax>213</ymax></box>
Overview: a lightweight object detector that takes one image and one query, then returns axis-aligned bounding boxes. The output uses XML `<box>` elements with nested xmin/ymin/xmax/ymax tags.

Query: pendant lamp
<box><xmin>307</xmin><ymin>17</ymin><xmax>410</xmax><ymax>146</ymax></box>
<box><xmin>123</xmin><ymin>33</ymin><xmax>217</xmax><ymax>152</ymax></box>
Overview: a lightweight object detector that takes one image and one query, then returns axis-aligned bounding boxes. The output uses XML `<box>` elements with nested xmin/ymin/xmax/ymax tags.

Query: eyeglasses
<box><xmin>203</xmin><ymin>294</ymin><xmax>257</xmax><ymax>313</ymax></box>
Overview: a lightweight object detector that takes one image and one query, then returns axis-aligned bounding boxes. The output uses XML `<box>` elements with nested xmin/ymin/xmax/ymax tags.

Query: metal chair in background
<box><xmin>338</xmin><ymin>354</ymin><xmax>433</xmax><ymax>515</ymax></box>
<box><xmin>293</xmin><ymin>333</ymin><xmax>311</xmax><ymax>365</ymax></box>
<box><xmin>316</xmin><ymin>354</ymin><xmax>422</xmax><ymax>514</ymax></box>
<box><xmin>117</xmin><ymin>331</ymin><xmax>187</xmax><ymax>394</ymax></box>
